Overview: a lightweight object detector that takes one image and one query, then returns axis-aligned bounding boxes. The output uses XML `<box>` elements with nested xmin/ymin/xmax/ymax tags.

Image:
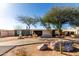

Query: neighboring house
<box><xmin>75</xmin><ymin>27</ymin><xmax>79</xmax><ymax>35</ymax></box>
<box><xmin>63</xmin><ymin>27</ymin><xmax>79</xmax><ymax>35</ymax></box>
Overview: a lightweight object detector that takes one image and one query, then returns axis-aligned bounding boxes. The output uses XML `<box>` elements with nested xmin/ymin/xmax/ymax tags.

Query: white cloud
<box><xmin>0</xmin><ymin>17</ymin><xmax>26</xmax><ymax>30</ymax></box>
<box><xmin>0</xmin><ymin>3</ymin><xmax>7</xmax><ymax>9</ymax></box>
<box><xmin>0</xmin><ymin>3</ymin><xmax>17</xmax><ymax>30</ymax></box>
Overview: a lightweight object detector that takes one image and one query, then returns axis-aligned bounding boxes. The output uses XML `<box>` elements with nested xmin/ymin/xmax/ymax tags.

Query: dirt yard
<box><xmin>4</xmin><ymin>43</ymin><xmax>79</xmax><ymax>56</ymax></box>
<box><xmin>0</xmin><ymin>36</ymin><xmax>79</xmax><ymax>56</ymax></box>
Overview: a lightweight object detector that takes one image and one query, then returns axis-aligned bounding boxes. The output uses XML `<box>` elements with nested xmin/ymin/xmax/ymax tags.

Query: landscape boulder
<box><xmin>37</xmin><ymin>44</ymin><xmax>48</xmax><ymax>51</ymax></box>
<box><xmin>52</xmin><ymin>41</ymin><xmax>75</xmax><ymax>52</ymax></box>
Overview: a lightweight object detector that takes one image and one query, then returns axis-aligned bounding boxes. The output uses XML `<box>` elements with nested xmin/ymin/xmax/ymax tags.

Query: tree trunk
<box><xmin>58</xmin><ymin>28</ymin><xmax>62</xmax><ymax>37</ymax></box>
<box><xmin>31</xmin><ymin>30</ymin><xmax>33</xmax><ymax>37</ymax></box>
<box><xmin>28</xmin><ymin>25</ymin><xmax>32</xmax><ymax>36</ymax></box>
<box><xmin>28</xmin><ymin>25</ymin><xmax>30</xmax><ymax>29</ymax></box>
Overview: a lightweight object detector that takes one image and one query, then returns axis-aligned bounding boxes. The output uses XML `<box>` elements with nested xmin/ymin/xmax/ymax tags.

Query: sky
<box><xmin>0</xmin><ymin>3</ymin><xmax>79</xmax><ymax>30</ymax></box>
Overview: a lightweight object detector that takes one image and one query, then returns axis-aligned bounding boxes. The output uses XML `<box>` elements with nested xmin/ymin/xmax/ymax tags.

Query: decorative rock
<box><xmin>64</xmin><ymin>41</ymin><xmax>74</xmax><ymax>52</ymax></box>
<box><xmin>53</xmin><ymin>41</ymin><xmax>74</xmax><ymax>52</ymax></box>
<box><xmin>49</xmin><ymin>41</ymin><xmax>57</xmax><ymax>49</ymax></box>
<box><xmin>37</xmin><ymin>44</ymin><xmax>48</xmax><ymax>51</ymax></box>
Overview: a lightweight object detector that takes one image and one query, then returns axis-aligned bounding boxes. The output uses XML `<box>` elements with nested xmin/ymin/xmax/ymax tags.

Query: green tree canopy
<box><xmin>17</xmin><ymin>16</ymin><xmax>38</xmax><ymax>29</ymax></box>
<box><xmin>41</xmin><ymin>7</ymin><xmax>79</xmax><ymax>34</ymax></box>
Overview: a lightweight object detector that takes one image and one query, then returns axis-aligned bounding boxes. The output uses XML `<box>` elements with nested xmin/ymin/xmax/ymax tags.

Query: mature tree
<box><xmin>42</xmin><ymin>7</ymin><xmax>79</xmax><ymax>36</ymax></box>
<box><xmin>17</xmin><ymin>16</ymin><xmax>37</xmax><ymax>29</ymax></box>
<box><xmin>39</xmin><ymin>7</ymin><xmax>79</xmax><ymax>53</ymax></box>
<box><xmin>17</xmin><ymin>16</ymin><xmax>38</xmax><ymax>36</ymax></box>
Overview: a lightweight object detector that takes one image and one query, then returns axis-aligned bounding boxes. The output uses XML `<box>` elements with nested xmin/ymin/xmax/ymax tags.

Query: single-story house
<box><xmin>0</xmin><ymin>27</ymin><xmax>79</xmax><ymax>37</ymax></box>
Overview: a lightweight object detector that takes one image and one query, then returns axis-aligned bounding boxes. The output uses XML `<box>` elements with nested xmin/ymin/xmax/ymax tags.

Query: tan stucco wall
<box><xmin>0</xmin><ymin>30</ymin><xmax>15</xmax><ymax>37</ymax></box>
